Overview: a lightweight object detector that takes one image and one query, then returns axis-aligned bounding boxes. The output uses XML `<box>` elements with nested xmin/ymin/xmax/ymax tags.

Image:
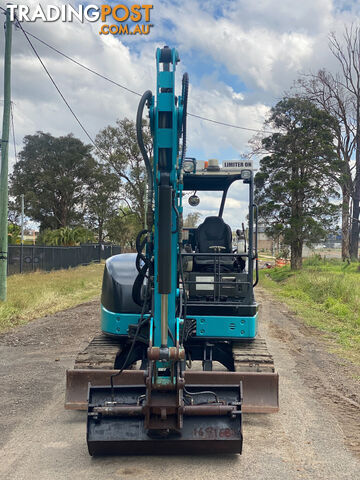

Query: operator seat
<box><xmin>194</xmin><ymin>216</ymin><xmax>234</xmax><ymax>271</ymax></box>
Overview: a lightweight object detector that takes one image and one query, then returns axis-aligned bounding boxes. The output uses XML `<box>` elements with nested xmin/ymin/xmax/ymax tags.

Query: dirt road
<box><xmin>0</xmin><ymin>289</ymin><xmax>359</xmax><ymax>480</ymax></box>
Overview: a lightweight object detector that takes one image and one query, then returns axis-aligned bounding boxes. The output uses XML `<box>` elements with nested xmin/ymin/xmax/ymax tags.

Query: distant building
<box><xmin>257</xmin><ymin>227</ymin><xmax>342</xmax><ymax>256</ymax></box>
<box><xmin>23</xmin><ymin>229</ymin><xmax>39</xmax><ymax>244</ymax></box>
<box><xmin>257</xmin><ymin>225</ymin><xmax>282</xmax><ymax>254</ymax></box>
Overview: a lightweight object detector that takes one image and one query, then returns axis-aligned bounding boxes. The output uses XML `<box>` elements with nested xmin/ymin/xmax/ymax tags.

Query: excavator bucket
<box><xmin>87</xmin><ymin>382</ymin><xmax>243</xmax><ymax>455</ymax></box>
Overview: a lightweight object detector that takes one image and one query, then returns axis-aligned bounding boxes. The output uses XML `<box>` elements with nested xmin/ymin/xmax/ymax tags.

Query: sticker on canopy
<box><xmin>222</xmin><ymin>160</ymin><xmax>253</xmax><ymax>170</ymax></box>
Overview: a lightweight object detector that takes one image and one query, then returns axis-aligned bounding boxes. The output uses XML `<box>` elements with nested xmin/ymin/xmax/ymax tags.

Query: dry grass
<box><xmin>0</xmin><ymin>263</ymin><xmax>104</xmax><ymax>332</ymax></box>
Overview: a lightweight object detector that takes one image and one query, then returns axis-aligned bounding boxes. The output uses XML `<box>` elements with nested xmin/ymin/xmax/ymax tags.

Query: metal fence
<box><xmin>7</xmin><ymin>244</ymin><xmax>121</xmax><ymax>276</ymax></box>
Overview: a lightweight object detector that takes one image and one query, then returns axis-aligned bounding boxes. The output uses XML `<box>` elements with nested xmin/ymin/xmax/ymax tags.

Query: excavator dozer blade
<box><xmin>66</xmin><ymin>369</ymin><xmax>279</xmax><ymax>413</ymax></box>
<box><xmin>87</xmin><ymin>383</ymin><xmax>242</xmax><ymax>456</ymax></box>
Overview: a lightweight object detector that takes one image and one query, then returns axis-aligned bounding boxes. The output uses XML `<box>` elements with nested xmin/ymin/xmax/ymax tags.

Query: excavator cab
<box><xmin>182</xmin><ymin>163</ymin><xmax>258</xmax><ymax>316</ymax></box>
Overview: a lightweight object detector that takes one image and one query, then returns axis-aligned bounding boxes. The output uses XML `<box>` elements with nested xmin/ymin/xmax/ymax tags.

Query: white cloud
<box><xmin>183</xmin><ymin>185</ymin><xmax>250</xmax><ymax>229</ymax></box>
<box><xmin>1</xmin><ymin>0</ymin><xmax>360</xmax><ymax>223</ymax></box>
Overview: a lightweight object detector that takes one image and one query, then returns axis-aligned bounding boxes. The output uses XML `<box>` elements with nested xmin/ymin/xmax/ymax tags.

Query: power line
<box><xmin>21</xmin><ymin>28</ymin><xmax>274</xmax><ymax>135</ymax></box>
<box><xmin>1</xmin><ymin>4</ymin><xmax>275</xmax><ymax>136</ymax></box>
<box><xmin>187</xmin><ymin>112</ymin><xmax>274</xmax><ymax>134</ymax></box>
<box><xmin>15</xmin><ymin>18</ymin><xmax>105</xmax><ymax>156</ymax></box>
<box><xmin>24</xmin><ymin>30</ymin><xmax>142</xmax><ymax>98</ymax></box>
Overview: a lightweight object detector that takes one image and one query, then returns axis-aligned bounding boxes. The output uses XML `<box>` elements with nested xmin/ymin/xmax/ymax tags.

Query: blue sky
<box><xmin>1</xmin><ymin>0</ymin><xmax>359</xmax><ymax>226</ymax></box>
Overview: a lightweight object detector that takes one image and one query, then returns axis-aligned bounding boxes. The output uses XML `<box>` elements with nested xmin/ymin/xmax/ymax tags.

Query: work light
<box><xmin>183</xmin><ymin>158</ymin><xmax>196</xmax><ymax>173</ymax></box>
<box><xmin>241</xmin><ymin>169</ymin><xmax>252</xmax><ymax>179</ymax></box>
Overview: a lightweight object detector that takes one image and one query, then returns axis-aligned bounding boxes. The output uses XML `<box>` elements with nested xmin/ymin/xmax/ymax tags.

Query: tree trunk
<box><xmin>350</xmin><ymin>100</ymin><xmax>360</xmax><ymax>260</ymax></box>
<box><xmin>60</xmin><ymin>207</ymin><xmax>68</xmax><ymax>228</ymax></box>
<box><xmin>98</xmin><ymin>220</ymin><xmax>103</xmax><ymax>244</ymax></box>
<box><xmin>341</xmin><ymin>184</ymin><xmax>351</xmax><ymax>262</ymax></box>
<box><xmin>350</xmin><ymin>184</ymin><xmax>360</xmax><ymax>260</ymax></box>
<box><xmin>290</xmin><ymin>238</ymin><xmax>303</xmax><ymax>270</ymax></box>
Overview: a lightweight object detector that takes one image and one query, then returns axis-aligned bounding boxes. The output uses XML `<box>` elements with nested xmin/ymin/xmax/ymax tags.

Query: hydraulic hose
<box><xmin>181</xmin><ymin>73</ymin><xmax>189</xmax><ymax>163</ymax></box>
<box><xmin>132</xmin><ymin>229</ymin><xmax>153</xmax><ymax>307</ymax></box>
<box><xmin>136</xmin><ymin>90</ymin><xmax>153</xmax><ymax>228</ymax></box>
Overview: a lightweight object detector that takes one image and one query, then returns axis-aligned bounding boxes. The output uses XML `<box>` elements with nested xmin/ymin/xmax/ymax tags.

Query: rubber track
<box><xmin>232</xmin><ymin>337</ymin><xmax>275</xmax><ymax>372</ymax></box>
<box><xmin>74</xmin><ymin>334</ymin><xmax>123</xmax><ymax>370</ymax></box>
<box><xmin>74</xmin><ymin>335</ymin><xmax>275</xmax><ymax>373</ymax></box>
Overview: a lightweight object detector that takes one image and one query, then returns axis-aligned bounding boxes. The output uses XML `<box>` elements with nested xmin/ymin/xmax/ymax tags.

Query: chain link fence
<box><xmin>7</xmin><ymin>244</ymin><xmax>121</xmax><ymax>276</ymax></box>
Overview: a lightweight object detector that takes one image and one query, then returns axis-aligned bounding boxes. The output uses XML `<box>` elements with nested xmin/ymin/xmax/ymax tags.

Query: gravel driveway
<box><xmin>0</xmin><ymin>289</ymin><xmax>359</xmax><ymax>480</ymax></box>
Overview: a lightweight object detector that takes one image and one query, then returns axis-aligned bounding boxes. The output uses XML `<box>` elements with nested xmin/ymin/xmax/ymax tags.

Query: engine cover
<box><xmin>101</xmin><ymin>253</ymin><xmax>141</xmax><ymax>314</ymax></box>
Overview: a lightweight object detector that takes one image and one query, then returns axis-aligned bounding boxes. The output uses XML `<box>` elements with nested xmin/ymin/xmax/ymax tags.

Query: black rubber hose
<box><xmin>179</xmin><ymin>252</ymin><xmax>188</xmax><ymax>345</ymax></box>
<box><xmin>135</xmin><ymin>229</ymin><xmax>149</xmax><ymax>273</ymax></box>
<box><xmin>181</xmin><ymin>73</ymin><xmax>189</xmax><ymax>163</ymax></box>
<box><xmin>136</xmin><ymin>90</ymin><xmax>153</xmax><ymax>228</ymax></box>
<box><xmin>110</xmin><ymin>276</ymin><xmax>151</xmax><ymax>399</ymax></box>
<box><xmin>136</xmin><ymin>229</ymin><xmax>148</xmax><ymax>253</ymax></box>
<box><xmin>132</xmin><ymin>264</ymin><xmax>148</xmax><ymax>306</ymax></box>
<box><xmin>133</xmin><ymin>229</ymin><xmax>152</xmax><ymax>306</ymax></box>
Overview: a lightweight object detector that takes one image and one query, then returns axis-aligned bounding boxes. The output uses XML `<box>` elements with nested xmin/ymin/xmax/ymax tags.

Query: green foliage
<box><xmin>303</xmin><ymin>254</ymin><xmax>323</xmax><ymax>266</ymax></box>
<box><xmin>84</xmin><ymin>163</ymin><xmax>121</xmax><ymax>242</ymax></box>
<box><xmin>8</xmin><ymin>223</ymin><xmax>21</xmax><ymax>244</ymax></box>
<box><xmin>95</xmin><ymin>118</ymin><xmax>152</xmax><ymax>226</ymax></box>
<box><xmin>261</xmin><ymin>259</ymin><xmax>360</xmax><ymax>363</ymax></box>
<box><xmin>276</xmin><ymin>247</ymin><xmax>290</xmax><ymax>260</ymax></box>
<box><xmin>9</xmin><ymin>123</ymin><xmax>152</xmax><ymax>246</ymax></box>
<box><xmin>8</xmin><ymin>199</ymin><xmax>20</xmax><ymax>224</ymax></box>
<box><xmin>10</xmin><ymin>132</ymin><xmax>97</xmax><ymax>230</ymax></box>
<box><xmin>37</xmin><ymin>226</ymin><xmax>95</xmax><ymax>246</ymax></box>
<box><xmin>255</xmin><ymin>97</ymin><xmax>340</xmax><ymax>270</ymax></box>
<box><xmin>106</xmin><ymin>208</ymin><xmax>142</xmax><ymax>250</ymax></box>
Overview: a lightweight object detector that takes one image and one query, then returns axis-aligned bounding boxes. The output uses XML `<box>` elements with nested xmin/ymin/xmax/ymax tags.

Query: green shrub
<box><xmin>261</xmin><ymin>260</ymin><xmax>360</xmax><ymax>363</ymax></box>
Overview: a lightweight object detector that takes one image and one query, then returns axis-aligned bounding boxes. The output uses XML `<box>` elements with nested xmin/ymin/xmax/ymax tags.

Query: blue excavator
<box><xmin>65</xmin><ymin>46</ymin><xmax>279</xmax><ymax>455</ymax></box>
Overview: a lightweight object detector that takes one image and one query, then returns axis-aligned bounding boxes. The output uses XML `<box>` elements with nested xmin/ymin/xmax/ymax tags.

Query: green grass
<box><xmin>0</xmin><ymin>263</ymin><xmax>104</xmax><ymax>332</ymax></box>
<box><xmin>260</xmin><ymin>257</ymin><xmax>360</xmax><ymax>364</ymax></box>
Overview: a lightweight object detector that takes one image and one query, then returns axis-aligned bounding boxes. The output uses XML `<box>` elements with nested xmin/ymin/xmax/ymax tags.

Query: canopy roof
<box><xmin>183</xmin><ymin>172</ymin><xmax>244</xmax><ymax>191</ymax></box>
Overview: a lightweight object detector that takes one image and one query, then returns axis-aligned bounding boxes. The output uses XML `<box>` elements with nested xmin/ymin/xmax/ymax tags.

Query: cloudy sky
<box><xmin>1</xmin><ymin>0</ymin><xmax>359</xmax><ymax>227</ymax></box>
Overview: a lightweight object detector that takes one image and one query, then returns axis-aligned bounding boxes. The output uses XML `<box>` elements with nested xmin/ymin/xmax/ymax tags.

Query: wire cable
<box><xmin>15</xmin><ymin>19</ymin><xmax>105</xmax><ymax>157</ymax></box>
<box><xmin>19</xmin><ymin>26</ymin><xmax>275</xmax><ymax>134</ymax></box>
<box><xmin>24</xmin><ymin>30</ymin><xmax>142</xmax><ymax>97</ymax></box>
<box><xmin>187</xmin><ymin>112</ymin><xmax>275</xmax><ymax>134</ymax></box>
<box><xmin>183</xmin><ymin>386</ymin><xmax>219</xmax><ymax>404</ymax></box>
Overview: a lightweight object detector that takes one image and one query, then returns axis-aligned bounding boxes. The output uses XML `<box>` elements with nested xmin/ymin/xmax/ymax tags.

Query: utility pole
<box><xmin>0</xmin><ymin>9</ymin><xmax>13</xmax><ymax>301</ymax></box>
<box><xmin>20</xmin><ymin>193</ymin><xmax>24</xmax><ymax>273</ymax></box>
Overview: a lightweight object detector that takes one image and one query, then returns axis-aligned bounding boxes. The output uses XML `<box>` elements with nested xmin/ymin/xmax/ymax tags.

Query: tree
<box><xmin>297</xmin><ymin>70</ymin><xmax>354</xmax><ymax>261</ymax></box>
<box><xmin>184</xmin><ymin>212</ymin><xmax>201</xmax><ymax>227</ymax></box>
<box><xmin>10</xmin><ymin>132</ymin><xmax>96</xmax><ymax>230</ymax></box>
<box><xmin>327</xmin><ymin>26</ymin><xmax>360</xmax><ymax>260</ymax></box>
<box><xmin>8</xmin><ymin>199</ymin><xmax>20</xmax><ymax>225</ymax></box>
<box><xmin>8</xmin><ymin>224</ymin><xmax>20</xmax><ymax>244</ymax></box>
<box><xmin>255</xmin><ymin>97</ymin><xmax>340</xmax><ymax>270</ymax></box>
<box><xmin>95</xmin><ymin>118</ymin><xmax>152</xmax><ymax>226</ymax></box>
<box><xmin>37</xmin><ymin>226</ymin><xmax>95</xmax><ymax>246</ymax></box>
<box><xmin>106</xmin><ymin>208</ymin><xmax>142</xmax><ymax>251</ymax></box>
<box><xmin>297</xmin><ymin>25</ymin><xmax>360</xmax><ymax>260</ymax></box>
<box><xmin>84</xmin><ymin>164</ymin><xmax>121</xmax><ymax>243</ymax></box>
